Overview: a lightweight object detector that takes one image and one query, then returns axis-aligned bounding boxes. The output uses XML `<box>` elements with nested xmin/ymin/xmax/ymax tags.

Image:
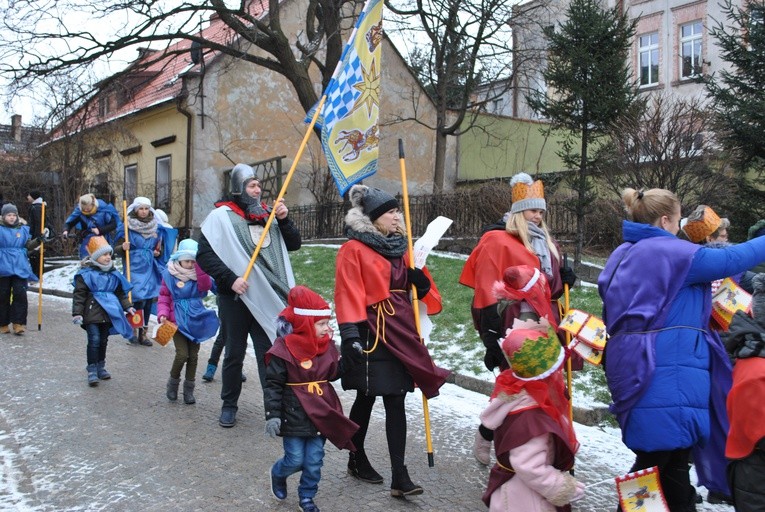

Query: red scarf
<box><xmin>214</xmin><ymin>200</ymin><xmax>271</xmax><ymax>222</ymax></box>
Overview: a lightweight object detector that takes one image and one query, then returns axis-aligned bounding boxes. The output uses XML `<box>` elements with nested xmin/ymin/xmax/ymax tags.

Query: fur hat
<box><xmin>683</xmin><ymin>205</ymin><xmax>721</xmax><ymax>243</ymax></box>
<box><xmin>510</xmin><ymin>172</ymin><xmax>546</xmax><ymax>214</ymax></box>
<box><xmin>1</xmin><ymin>203</ymin><xmax>18</xmax><ymax>217</ymax></box>
<box><xmin>170</xmin><ymin>238</ymin><xmax>198</xmax><ymax>262</ymax></box>
<box><xmin>86</xmin><ymin>236</ymin><xmax>113</xmax><ymax>261</ymax></box>
<box><xmin>349</xmin><ymin>184</ymin><xmax>398</xmax><ymax>222</ymax></box>
<box><xmin>501</xmin><ymin>326</ymin><xmax>565</xmax><ymax>380</ymax></box>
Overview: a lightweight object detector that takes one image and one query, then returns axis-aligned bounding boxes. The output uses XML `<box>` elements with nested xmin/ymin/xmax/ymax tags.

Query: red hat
<box><xmin>279</xmin><ymin>286</ymin><xmax>332</xmax><ymax>361</ymax></box>
<box><xmin>492</xmin><ymin>265</ymin><xmax>555</xmax><ymax>328</ymax></box>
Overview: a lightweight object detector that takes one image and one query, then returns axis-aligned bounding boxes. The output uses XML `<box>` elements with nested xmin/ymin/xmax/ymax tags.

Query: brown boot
<box><xmin>138</xmin><ymin>327</ymin><xmax>152</xmax><ymax>346</ymax></box>
<box><xmin>12</xmin><ymin>324</ymin><xmax>25</xmax><ymax>335</ymax></box>
<box><xmin>0</xmin><ymin>325</ymin><xmax>9</xmax><ymax>334</ymax></box>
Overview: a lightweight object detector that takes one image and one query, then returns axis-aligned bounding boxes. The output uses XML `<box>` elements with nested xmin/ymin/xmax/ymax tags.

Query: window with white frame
<box><xmin>124</xmin><ymin>164</ymin><xmax>137</xmax><ymax>200</ymax></box>
<box><xmin>156</xmin><ymin>156</ymin><xmax>171</xmax><ymax>212</ymax></box>
<box><xmin>492</xmin><ymin>97</ymin><xmax>505</xmax><ymax>114</ymax></box>
<box><xmin>680</xmin><ymin>21</ymin><xmax>703</xmax><ymax>78</ymax></box>
<box><xmin>639</xmin><ymin>32</ymin><xmax>659</xmax><ymax>86</ymax></box>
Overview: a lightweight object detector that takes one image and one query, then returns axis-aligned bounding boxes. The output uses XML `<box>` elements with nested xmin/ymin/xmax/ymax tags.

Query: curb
<box><xmin>32</xmin><ymin>286</ymin><xmax>611</xmax><ymax>427</ymax></box>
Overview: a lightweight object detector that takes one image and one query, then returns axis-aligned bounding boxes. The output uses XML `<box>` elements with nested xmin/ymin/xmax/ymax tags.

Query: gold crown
<box><xmin>511</xmin><ymin>179</ymin><xmax>544</xmax><ymax>204</ymax></box>
<box><xmin>684</xmin><ymin>206</ymin><xmax>721</xmax><ymax>243</ymax></box>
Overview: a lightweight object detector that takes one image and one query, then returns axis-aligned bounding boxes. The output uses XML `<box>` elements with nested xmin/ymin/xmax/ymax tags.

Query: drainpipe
<box><xmin>176</xmin><ymin>96</ymin><xmax>194</xmax><ymax>234</ymax></box>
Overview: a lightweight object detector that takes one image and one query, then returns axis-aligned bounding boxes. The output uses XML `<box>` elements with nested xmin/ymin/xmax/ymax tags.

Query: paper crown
<box><xmin>86</xmin><ymin>236</ymin><xmax>113</xmax><ymax>260</ymax></box>
<box><xmin>683</xmin><ymin>206</ymin><xmax>721</xmax><ymax>243</ymax></box>
<box><xmin>501</xmin><ymin>326</ymin><xmax>564</xmax><ymax>380</ymax></box>
<box><xmin>510</xmin><ymin>173</ymin><xmax>546</xmax><ymax>214</ymax></box>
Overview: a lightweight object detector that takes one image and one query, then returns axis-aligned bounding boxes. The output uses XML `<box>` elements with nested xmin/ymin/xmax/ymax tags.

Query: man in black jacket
<box><xmin>26</xmin><ymin>191</ymin><xmax>44</xmax><ymax>280</ymax></box>
<box><xmin>197</xmin><ymin>163</ymin><xmax>301</xmax><ymax>428</ymax></box>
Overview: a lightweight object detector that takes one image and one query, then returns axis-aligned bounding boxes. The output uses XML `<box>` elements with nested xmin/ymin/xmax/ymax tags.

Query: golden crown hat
<box><xmin>683</xmin><ymin>206</ymin><xmax>721</xmax><ymax>243</ymax></box>
<box><xmin>511</xmin><ymin>178</ymin><xmax>544</xmax><ymax>204</ymax></box>
<box><xmin>86</xmin><ymin>236</ymin><xmax>111</xmax><ymax>256</ymax></box>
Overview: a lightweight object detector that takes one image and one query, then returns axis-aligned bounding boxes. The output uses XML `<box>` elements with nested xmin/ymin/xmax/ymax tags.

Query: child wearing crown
<box><xmin>264</xmin><ymin>285</ymin><xmax>361</xmax><ymax>512</ymax></box>
<box><xmin>72</xmin><ymin>236</ymin><xmax>135</xmax><ymax>386</ymax></box>
<box><xmin>480</xmin><ymin>322</ymin><xmax>583</xmax><ymax>512</ymax></box>
<box><xmin>157</xmin><ymin>239</ymin><xmax>219</xmax><ymax>405</ymax></box>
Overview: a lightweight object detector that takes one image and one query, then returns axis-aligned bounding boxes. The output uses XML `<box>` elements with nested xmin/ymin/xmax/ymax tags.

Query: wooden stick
<box><xmin>37</xmin><ymin>201</ymin><xmax>46</xmax><ymax>330</ymax></box>
<box><xmin>123</xmin><ymin>200</ymin><xmax>132</xmax><ymax>303</ymax></box>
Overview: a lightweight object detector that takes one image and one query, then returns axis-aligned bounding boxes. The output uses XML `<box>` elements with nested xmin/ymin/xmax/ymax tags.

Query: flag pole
<box><xmin>37</xmin><ymin>201</ymin><xmax>46</xmax><ymax>331</ymax></box>
<box><xmin>123</xmin><ymin>199</ymin><xmax>132</xmax><ymax>303</ymax></box>
<box><xmin>563</xmin><ymin>253</ymin><xmax>574</xmax><ymax>424</ymax></box>
<box><xmin>241</xmin><ymin>95</ymin><xmax>327</xmax><ymax>282</ymax></box>
<box><xmin>398</xmin><ymin>138</ymin><xmax>435</xmax><ymax>467</ymax></box>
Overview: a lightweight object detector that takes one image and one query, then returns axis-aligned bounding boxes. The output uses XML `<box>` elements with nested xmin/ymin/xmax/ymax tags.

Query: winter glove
<box><xmin>752</xmin><ymin>273</ymin><xmax>765</xmax><ymax>319</ymax></box>
<box><xmin>342</xmin><ymin>340</ymin><xmax>365</xmax><ymax>366</ymax></box>
<box><xmin>265</xmin><ymin>418</ymin><xmax>281</xmax><ymax>438</ymax></box>
<box><xmin>72</xmin><ymin>315</ymin><xmax>83</xmax><ymax>325</ymax></box>
<box><xmin>571</xmin><ymin>480</ymin><xmax>586</xmax><ymax>502</ymax></box>
<box><xmin>560</xmin><ymin>264</ymin><xmax>577</xmax><ymax>288</ymax></box>
<box><xmin>483</xmin><ymin>346</ymin><xmax>504</xmax><ymax>372</ymax></box>
<box><xmin>406</xmin><ymin>267</ymin><xmax>431</xmax><ymax>299</ymax></box>
<box><xmin>127</xmin><ymin>307</ymin><xmax>137</xmax><ymax>316</ymax></box>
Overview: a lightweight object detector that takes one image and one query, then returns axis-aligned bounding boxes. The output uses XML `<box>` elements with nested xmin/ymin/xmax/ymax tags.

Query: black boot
<box><xmin>390</xmin><ymin>465</ymin><xmax>423</xmax><ymax>498</ymax></box>
<box><xmin>183</xmin><ymin>380</ymin><xmax>196</xmax><ymax>404</ymax></box>
<box><xmin>348</xmin><ymin>450</ymin><xmax>383</xmax><ymax>484</ymax></box>
<box><xmin>138</xmin><ymin>327</ymin><xmax>153</xmax><ymax>346</ymax></box>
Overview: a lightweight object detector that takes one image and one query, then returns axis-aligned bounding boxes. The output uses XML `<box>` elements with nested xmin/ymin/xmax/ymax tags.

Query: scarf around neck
<box><xmin>167</xmin><ymin>260</ymin><xmax>198</xmax><ymax>282</ymax></box>
<box><xmin>527</xmin><ymin>222</ymin><xmax>552</xmax><ymax>275</ymax></box>
<box><xmin>128</xmin><ymin>215</ymin><xmax>158</xmax><ymax>238</ymax></box>
<box><xmin>346</xmin><ymin>227</ymin><xmax>408</xmax><ymax>258</ymax></box>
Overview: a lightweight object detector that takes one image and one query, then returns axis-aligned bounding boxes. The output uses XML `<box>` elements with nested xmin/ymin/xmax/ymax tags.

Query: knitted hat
<box><xmin>683</xmin><ymin>205</ymin><xmax>721</xmax><ymax>243</ymax></box>
<box><xmin>501</xmin><ymin>326</ymin><xmax>565</xmax><ymax>380</ymax></box>
<box><xmin>86</xmin><ymin>236</ymin><xmax>113</xmax><ymax>261</ymax></box>
<box><xmin>28</xmin><ymin>190</ymin><xmax>41</xmax><ymax>200</ymax></box>
<box><xmin>1</xmin><ymin>203</ymin><xmax>18</xmax><ymax>216</ymax></box>
<box><xmin>170</xmin><ymin>238</ymin><xmax>198</xmax><ymax>262</ymax></box>
<box><xmin>349</xmin><ymin>184</ymin><xmax>399</xmax><ymax>222</ymax></box>
<box><xmin>510</xmin><ymin>172</ymin><xmax>546</xmax><ymax>214</ymax></box>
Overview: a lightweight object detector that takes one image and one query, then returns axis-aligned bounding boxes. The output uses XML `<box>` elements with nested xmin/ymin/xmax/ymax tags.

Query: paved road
<box><xmin>0</xmin><ymin>293</ymin><xmax>729</xmax><ymax>512</ymax></box>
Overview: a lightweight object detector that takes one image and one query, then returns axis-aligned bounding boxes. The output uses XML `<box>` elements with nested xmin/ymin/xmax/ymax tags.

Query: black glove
<box><xmin>483</xmin><ymin>346</ymin><xmax>504</xmax><ymax>371</ymax></box>
<box><xmin>560</xmin><ymin>265</ymin><xmax>577</xmax><ymax>288</ymax></box>
<box><xmin>342</xmin><ymin>339</ymin><xmax>365</xmax><ymax>366</ymax></box>
<box><xmin>407</xmin><ymin>267</ymin><xmax>431</xmax><ymax>298</ymax></box>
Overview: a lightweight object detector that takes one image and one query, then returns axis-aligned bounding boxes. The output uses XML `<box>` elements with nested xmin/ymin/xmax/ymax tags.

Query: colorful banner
<box><xmin>306</xmin><ymin>0</ymin><xmax>382</xmax><ymax>195</ymax></box>
<box><xmin>615</xmin><ymin>466</ymin><xmax>670</xmax><ymax>512</ymax></box>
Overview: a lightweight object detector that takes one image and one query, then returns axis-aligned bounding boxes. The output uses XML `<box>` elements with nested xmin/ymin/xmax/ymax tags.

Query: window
<box><xmin>638</xmin><ymin>32</ymin><xmax>659</xmax><ymax>86</ymax></box>
<box><xmin>124</xmin><ymin>164</ymin><xmax>137</xmax><ymax>200</ymax></box>
<box><xmin>491</xmin><ymin>98</ymin><xmax>505</xmax><ymax>114</ymax></box>
<box><xmin>156</xmin><ymin>156</ymin><xmax>171</xmax><ymax>212</ymax></box>
<box><xmin>680</xmin><ymin>21</ymin><xmax>703</xmax><ymax>78</ymax></box>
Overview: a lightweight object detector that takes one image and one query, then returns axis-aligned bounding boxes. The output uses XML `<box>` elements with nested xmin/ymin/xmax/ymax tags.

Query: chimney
<box><xmin>11</xmin><ymin>114</ymin><xmax>22</xmax><ymax>142</ymax></box>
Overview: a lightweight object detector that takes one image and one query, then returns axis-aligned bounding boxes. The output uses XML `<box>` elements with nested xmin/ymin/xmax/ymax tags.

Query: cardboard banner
<box><xmin>559</xmin><ymin>308</ymin><xmax>608</xmax><ymax>365</ymax></box>
<box><xmin>615</xmin><ymin>466</ymin><xmax>669</xmax><ymax>512</ymax></box>
<box><xmin>711</xmin><ymin>277</ymin><xmax>752</xmax><ymax>331</ymax></box>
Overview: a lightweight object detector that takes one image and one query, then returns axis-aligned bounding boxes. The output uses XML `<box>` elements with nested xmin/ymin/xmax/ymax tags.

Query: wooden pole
<box><xmin>123</xmin><ymin>200</ymin><xmax>132</xmax><ymax>303</ymax></box>
<box><xmin>241</xmin><ymin>95</ymin><xmax>326</xmax><ymax>282</ymax></box>
<box><xmin>37</xmin><ymin>201</ymin><xmax>46</xmax><ymax>330</ymax></box>
<box><xmin>399</xmin><ymin>138</ymin><xmax>435</xmax><ymax>467</ymax></box>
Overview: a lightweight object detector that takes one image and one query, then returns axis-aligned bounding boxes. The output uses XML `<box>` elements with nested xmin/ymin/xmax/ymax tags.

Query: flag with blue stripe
<box><xmin>305</xmin><ymin>0</ymin><xmax>382</xmax><ymax>196</ymax></box>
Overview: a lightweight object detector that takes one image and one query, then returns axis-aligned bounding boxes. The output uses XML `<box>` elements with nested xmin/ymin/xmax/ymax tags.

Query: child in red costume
<box><xmin>722</xmin><ymin>273</ymin><xmax>765</xmax><ymax>511</ymax></box>
<box><xmin>480</xmin><ymin>323</ymin><xmax>583</xmax><ymax>511</ymax></box>
<box><xmin>264</xmin><ymin>286</ymin><xmax>361</xmax><ymax>512</ymax></box>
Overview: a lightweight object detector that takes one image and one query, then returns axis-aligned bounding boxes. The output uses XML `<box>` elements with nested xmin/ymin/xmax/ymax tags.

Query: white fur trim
<box><xmin>519</xmin><ymin>268</ymin><xmax>541</xmax><ymax>292</ymax></box>
<box><xmin>294</xmin><ymin>307</ymin><xmax>331</xmax><ymax>316</ymax></box>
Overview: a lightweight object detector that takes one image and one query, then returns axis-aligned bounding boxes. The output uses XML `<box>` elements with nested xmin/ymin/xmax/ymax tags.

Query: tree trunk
<box><xmin>433</xmin><ymin>128</ymin><xmax>447</xmax><ymax>192</ymax></box>
<box><xmin>575</xmin><ymin>126</ymin><xmax>589</xmax><ymax>267</ymax></box>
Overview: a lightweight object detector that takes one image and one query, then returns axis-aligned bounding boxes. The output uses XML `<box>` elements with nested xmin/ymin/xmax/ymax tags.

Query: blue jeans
<box><xmin>272</xmin><ymin>436</ymin><xmax>326</xmax><ymax>500</ymax></box>
<box><xmin>85</xmin><ymin>323</ymin><xmax>110</xmax><ymax>365</ymax></box>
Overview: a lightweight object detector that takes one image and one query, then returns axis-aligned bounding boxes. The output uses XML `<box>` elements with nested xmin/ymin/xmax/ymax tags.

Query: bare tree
<box><xmin>385</xmin><ymin>0</ymin><xmax>548</xmax><ymax>191</ymax></box>
<box><xmin>596</xmin><ymin>94</ymin><xmax>736</xmax><ymax>211</ymax></box>
<box><xmin>0</xmin><ymin>0</ymin><xmax>365</xmax><ymax>121</ymax></box>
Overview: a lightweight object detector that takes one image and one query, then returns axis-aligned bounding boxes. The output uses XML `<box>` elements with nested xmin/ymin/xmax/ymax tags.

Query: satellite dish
<box><xmin>190</xmin><ymin>41</ymin><xmax>202</xmax><ymax>64</ymax></box>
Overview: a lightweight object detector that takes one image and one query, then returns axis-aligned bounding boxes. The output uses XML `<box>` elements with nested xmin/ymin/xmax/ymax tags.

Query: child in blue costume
<box><xmin>154</xmin><ymin>208</ymin><xmax>178</xmax><ymax>271</ymax></box>
<box><xmin>72</xmin><ymin>236</ymin><xmax>135</xmax><ymax>386</ymax></box>
<box><xmin>62</xmin><ymin>193</ymin><xmax>121</xmax><ymax>259</ymax></box>
<box><xmin>0</xmin><ymin>203</ymin><xmax>40</xmax><ymax>335</ymax></box>
<box><xmin>114</xmin><ymin>196</ymin><xmax>164</xmax><ymax>346</ymax></box>
<box><xmin>157</xmin><ymin>239</ymin><xmax>219</xmax><ymax>405</ymax></box>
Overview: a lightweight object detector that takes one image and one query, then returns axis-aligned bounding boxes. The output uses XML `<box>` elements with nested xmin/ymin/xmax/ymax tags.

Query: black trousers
<box><xmin>0</xmin><ymin>276</ymin><xmax>28</xmax><ymax>326</ymax></box>
<box><xmin>217</xmin><ymin>294</ymin><xmax>271</xmax><ymax>411</ymax></box>
<box><xmin>349</xmin><ymin>394</ymin><xmax>407</xmax><ymax>471</ymax></box>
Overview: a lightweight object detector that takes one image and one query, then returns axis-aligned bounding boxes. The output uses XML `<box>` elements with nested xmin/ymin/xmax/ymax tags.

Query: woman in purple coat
<box><xmin>598</xmin><ymin>188</ymin><xmax>765</xmax><ymax>512</ymax></box>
